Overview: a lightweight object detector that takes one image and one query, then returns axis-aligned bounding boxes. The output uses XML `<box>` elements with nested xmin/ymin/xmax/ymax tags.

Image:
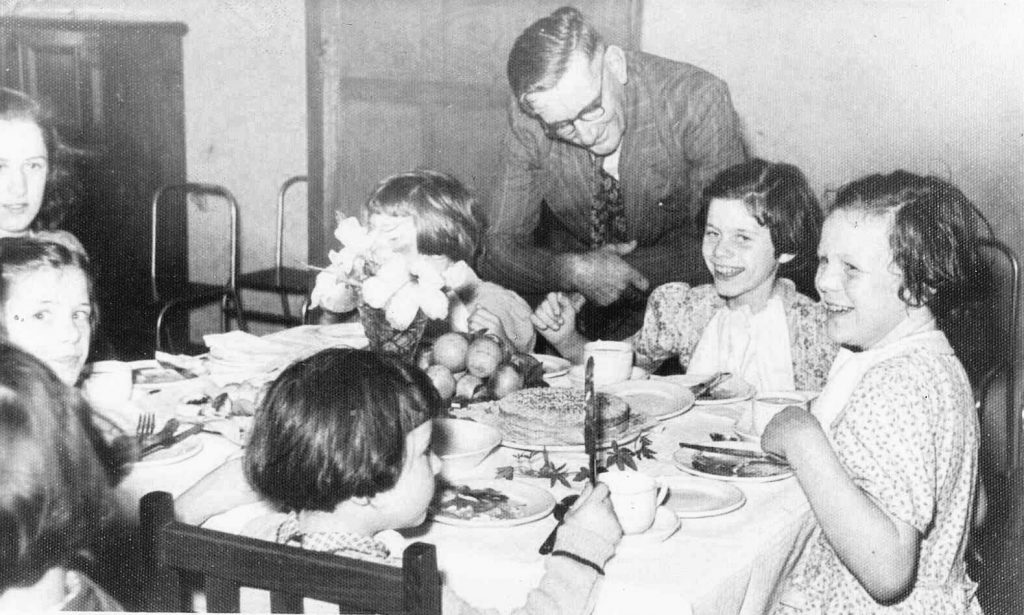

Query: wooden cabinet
<box><xmin>0</xmin><ymin>18</ymin><xmax>188</xmax><ymax>358</ymax></box>
<box><xmin>305</xmin><ymin>0</ymin><xmax>641</xmax><ymax>265</ymax></box>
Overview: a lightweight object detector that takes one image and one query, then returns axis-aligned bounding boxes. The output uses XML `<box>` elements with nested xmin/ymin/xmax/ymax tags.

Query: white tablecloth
<box><xmin>116</xmin><ymin>326</ymin><xmax>814</xmax><ymax>615</ymax></box>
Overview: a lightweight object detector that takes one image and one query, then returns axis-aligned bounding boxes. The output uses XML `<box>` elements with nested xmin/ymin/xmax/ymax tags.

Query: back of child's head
<box><xmin>364</xmin><ymin>170</ymin><xmax>479</xmax><ymax>263</ymax></box>
<box><xmin>0</xmin><ymin>237</ymin><xmax>97</xmax><ymax>336</ymax></box>
<box><xmin>0</xmin><ymin>343</ymin><xmax>117</xmax><ymax>591</ymax></box>
<box><xmin>831</xmin><ymin>170</ymin><xmax>985</xmax><ymax>321</ymax></box>
<box><xmin>0</xmin><ymin>88</ymin><xmax>77</xmax><ymax>231</ymax></box>
<box><xmin>701</xmin><ymin>158</ymin><xmax>823</xmax><ymax>291</ymax></box>
<box><xmin>245</xmin><ymin>348</ymin><xmax>443</xmax><ymax>513</ymax></box>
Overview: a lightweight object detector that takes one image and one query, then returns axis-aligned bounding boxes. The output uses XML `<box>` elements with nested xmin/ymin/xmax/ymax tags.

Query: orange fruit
<box><xmin>425</xmin><ymin>364</ymin><xmax>456</xmax><ymax>402</ymax></box>
<box><xmin>433</xmin><ymin>332</ymin><xmax>469</xmax><ymax>372</ymax></box>
<box><xmin>489</xmin><ymin>363</ymin><xmax>524</xmax><ymax>399</ymax></box>
<box><xmin>465</xmin><ymin>337</ymin><xmax>503</xmax><ymax>379</ymax></box>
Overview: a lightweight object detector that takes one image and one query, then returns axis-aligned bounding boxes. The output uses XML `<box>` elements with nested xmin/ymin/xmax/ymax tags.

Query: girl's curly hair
<box><xmin>830</xmin><ymin>170</ymin><xmax>988</xmax><ymax>321</ymax></box>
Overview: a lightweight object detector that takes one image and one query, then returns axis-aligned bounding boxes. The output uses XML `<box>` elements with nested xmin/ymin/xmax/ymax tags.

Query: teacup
<box><xmin>82</xmin><ymin>361</ymin><xmax>134</xmax><ymax>408</ymax></box>
<box><xmin>600</xmin><ymin>470</ymin><xmax>668</xmax><ymax>534</ymax></box>
<box><xmin>582</xmin><ymin>340</ymin><xmax>633</xmax><ymax>387</ymax></box>
<box><xmin>751</xmin><ymin>392</ymin><xmax>808</xmax><ymax>436</ymax></box>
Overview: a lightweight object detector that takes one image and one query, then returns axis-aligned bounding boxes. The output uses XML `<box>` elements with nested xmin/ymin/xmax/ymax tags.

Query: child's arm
<box><xmin>761</xmin><ymin>408</ymin><xmax>921</xmax><ymax>603</ymax></box>
<box><xmin>467</xmin><ymin>306</ymin><xmax>511</xmax><ymax>347</ymax></box>
<box><xmin>530</xmin><ymin>292</ymin><xmax>588</xmax><ymax>362</ymax></box>
<box><xmin>174</xmin><ymin>455</ymin><xmax>260</xmax><ymax>526</ymax></box>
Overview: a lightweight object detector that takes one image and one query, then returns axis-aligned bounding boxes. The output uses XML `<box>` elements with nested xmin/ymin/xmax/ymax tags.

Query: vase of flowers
<box><xmin>309</xmin><ymin>216</ymin><xmax>464</xmax><ymax>362</ymax></box>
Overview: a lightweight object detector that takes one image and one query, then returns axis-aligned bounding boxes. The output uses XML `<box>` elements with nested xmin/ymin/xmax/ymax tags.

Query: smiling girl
<box><xmin>0</xmin><ymin>237</ymin><xmax>94</xmax><ymax>385</ymax></box>
<box><xmin>762</xmin><ymin>171</ymin><xmax>983</xmax><ymax>613</ymax></box>
<box><xmin>533</xmin><ymin>158</ymin><xmax>838</xmax><ymax>391</ymax></box>
<box><xmin>0</xmin><ymin>88</ymin><xmax>83</xmax><ymax>253</ymax></box>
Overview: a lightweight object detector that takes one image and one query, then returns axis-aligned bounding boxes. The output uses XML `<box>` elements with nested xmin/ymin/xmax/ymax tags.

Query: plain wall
<box><xmin>643</xmin><ymin>0</ymin><xmax>1024</xmax><ymax>246</ymax></box>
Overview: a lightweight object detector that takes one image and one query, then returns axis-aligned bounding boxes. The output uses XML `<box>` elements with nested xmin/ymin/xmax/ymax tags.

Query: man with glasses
<box><xmin>479</xmin><ymin>6</ymin><xmax>746</xmax><ymax>340</ymax></box>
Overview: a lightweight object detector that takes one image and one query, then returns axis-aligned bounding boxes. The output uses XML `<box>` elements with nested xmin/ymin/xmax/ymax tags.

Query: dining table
<box><xmin>106</xmin><ymin>324</ymin><xmax>814</xmax><ymax>615</ymax></box>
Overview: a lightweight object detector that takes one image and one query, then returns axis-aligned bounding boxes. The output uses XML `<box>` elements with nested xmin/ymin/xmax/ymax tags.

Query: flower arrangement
<box><xmin>310</xmin><ymin>216</ymin><xmax>469</xmax><ymax>331</ymax></box>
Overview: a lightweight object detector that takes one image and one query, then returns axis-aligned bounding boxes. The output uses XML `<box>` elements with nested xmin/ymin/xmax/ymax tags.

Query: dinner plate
<box><xmin>661</xmin><ymin>476</ymin><xmax>746</xmax><ymax>518</ymax></box>
<box><xmin>531</xmin><ymin>354</ymin><xmax>571</xmax><ymax>378</ymax></box>
<box><xmin>658</xmin><ymin>373</ymin><xmax>756</xmax><ymax>406</ymax></box>
<box><xmin>430</xmin><ymin>479</ymin><xmax>555</xmax><ymax>528</ymax></box>
<box><xmin>600</xmin><ymin>380</ymin><xmax>695</xmax><ymax>421</ymax></box>
<box><xmin>131</xmin><ymin>360</ymin><xmax>192</xmax><ymax>392</ymax></box>
<box><xmin>619</xmin><ymin>507</ymin><xmax>680</xmax><ymax>548</ymax></box>
<box><xmin>733</xmin><ymin>390</ymin><xmax>821</xmax><ymax>442</ymax></box>
<box><xmin>131</xmin><ymin>435</ymin><xmax>204</xmax><ymax>468</ymax></box>
<box><xmin>672</xmin><ymin>441</ymin><xmax>794</xmax><ymax>483</ymax></box>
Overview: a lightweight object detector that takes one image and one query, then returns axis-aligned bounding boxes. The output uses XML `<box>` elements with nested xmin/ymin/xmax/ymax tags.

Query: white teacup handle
<box><xmin>656</xmin><ymin>483</ymin><xmax>668</xmax><ymax>506</ymax></box>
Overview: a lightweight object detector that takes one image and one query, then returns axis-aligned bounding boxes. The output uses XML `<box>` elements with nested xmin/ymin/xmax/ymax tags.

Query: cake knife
<box><xmin>584</xmin><ymin>356</ymin><xmax>598</xmax><ymax>486</ymax></box>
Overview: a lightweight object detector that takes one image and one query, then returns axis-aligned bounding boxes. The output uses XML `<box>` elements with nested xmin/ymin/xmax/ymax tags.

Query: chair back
<box><xmin>275</xmin><ymin>175</ymin><xmax>308</xmax><ymax>282</ymax></box>
<box><xmin>139</xmin><ymin>491</ymin><xmax>442</xmax><ymax>614</ymax></box>
<box><xmin>975</xmin><ymin>238</ymin><xmax>1021</xmax><ymax>471</ymax></box>
<box><xmin>150</xmin><ymin>183</ymin><xmax>241</xmax><ymax>296</ymax></box>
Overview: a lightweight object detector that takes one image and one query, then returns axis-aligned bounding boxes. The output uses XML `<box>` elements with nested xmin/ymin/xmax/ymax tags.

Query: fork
<box><xmin>136</xmin><ymin>412</ymin><xmax>156</xmax><ymax>445</ymax></box>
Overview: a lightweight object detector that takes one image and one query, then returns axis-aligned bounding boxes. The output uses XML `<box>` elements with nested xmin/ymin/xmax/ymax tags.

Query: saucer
<box><xmin>619</xmin><ymin>506</ymin><xmax>680</xmax><ymax>547</ymax></box>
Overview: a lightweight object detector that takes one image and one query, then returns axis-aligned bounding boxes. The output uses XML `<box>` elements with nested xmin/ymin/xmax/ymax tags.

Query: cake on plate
<box><xmin>496</xmin><ymin>388</ymin><xmax>630</xmax><ymax>445</ymax></box>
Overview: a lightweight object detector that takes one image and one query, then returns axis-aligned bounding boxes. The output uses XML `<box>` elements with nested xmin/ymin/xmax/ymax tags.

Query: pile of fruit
<box><xmin>417</xmin><ymin>331</ymin><xmax>546</xmax><ymax>404</ymax></box>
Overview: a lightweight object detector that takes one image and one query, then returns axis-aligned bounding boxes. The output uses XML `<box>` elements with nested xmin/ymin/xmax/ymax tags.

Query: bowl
<box><xmin>433</xmin><ymin>418</ymin><xmax>502</xmax><ymax>478</ymax></box>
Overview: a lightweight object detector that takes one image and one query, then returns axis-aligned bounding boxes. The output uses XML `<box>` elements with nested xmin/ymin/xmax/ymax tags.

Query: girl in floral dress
<box><xmin>762</xmin><ymin>171</ymin><xmax>983</xmax><ymax>613</ymax></box>
<box><xmin>533</xmin><ymin>158</ymin><xmax>838</xmax><ymax>391</ymax></box>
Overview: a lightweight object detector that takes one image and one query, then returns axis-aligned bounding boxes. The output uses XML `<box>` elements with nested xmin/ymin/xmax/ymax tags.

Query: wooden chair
<box><xmin>139</xmin><ymin>491</ymin><xmax>442</xmax><ymax>614</ymax></box>
<box><xmin>149</xmin><ymin>183</ymin><xmax>248</xmax><ymax>352</ymax></box>
<box><xmin>237</xmin><ymin>175</ymin><xmax>313</xmax><ymax>326</ymax></box>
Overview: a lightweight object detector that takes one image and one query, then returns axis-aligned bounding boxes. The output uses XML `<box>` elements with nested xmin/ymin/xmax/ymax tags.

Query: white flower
<box><xmin>312</xmin><ymin>216</ymin><xmax>456</xmax><ymax>330</ymax></box>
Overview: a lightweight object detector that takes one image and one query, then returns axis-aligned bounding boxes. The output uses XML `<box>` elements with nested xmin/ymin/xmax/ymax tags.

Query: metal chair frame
<box><xmin>975</xmin><ymin>238</ymin><xmax>1021</xmax><ymax>473</ymax></box>
<box><xmin>237</xmin><ymin>175</ymin><xmax>312</xmax><ymax>326</ymax></box>
<box><xmin>150</xmin><ymin>183</ymin><xmax>248</xmax><ymax>352</ymax></box>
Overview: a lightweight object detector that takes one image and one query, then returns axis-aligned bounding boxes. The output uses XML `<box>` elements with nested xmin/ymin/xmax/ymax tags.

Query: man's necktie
<box><xmin>589</xmin><ymin>163</ymin><xmax>629</xmax><ymax>247</ymax></box>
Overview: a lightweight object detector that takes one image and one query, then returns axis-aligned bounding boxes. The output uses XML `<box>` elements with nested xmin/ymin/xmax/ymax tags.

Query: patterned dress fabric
<box><xmin>631</xmin><ymin>280</ymin><xmax>838</xmax><ymax>390</ymax></box>
<box><xmin>772</xmin><ymin>349</ymin><xmax>982</xmax><ymax>614</ymax></box>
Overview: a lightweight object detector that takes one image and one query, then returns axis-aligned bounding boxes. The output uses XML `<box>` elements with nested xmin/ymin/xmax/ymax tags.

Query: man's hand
<box><xmin>560</xmin><ymin>241</ymin><xmax>649</xmax><ymax>306</ymax></box>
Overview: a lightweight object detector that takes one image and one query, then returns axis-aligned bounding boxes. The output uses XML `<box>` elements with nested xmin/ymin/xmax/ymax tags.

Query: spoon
<box><xmin>538</xmin><ymin>494</ymin><xmax>578</xmax><ymax>555</ymax></box>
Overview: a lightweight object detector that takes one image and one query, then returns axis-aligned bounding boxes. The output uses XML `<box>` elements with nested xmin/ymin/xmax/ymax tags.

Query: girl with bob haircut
<box><xmin>763</xmin><ymin>171</ymin><xmax>983</xmax><ymax>613</ymax></box>
<box><xmin>534</xmin><ymin>158</ymin><xmax>838</xmax><ymax>391</ymax></box>
<box><xmin>0</xmin><ymin>343</ymin><xmax>123</xmax><ymax>611</ymax></box>
<box><xmin>0</xmin><ymin>237</ymin><xmax>96</xmax><ymax>386</ymax></box>
<box><xmin>0</xmin><ymin>88</ymin><xmax>83</xmax><ymax>252</ymax></box>
<box><xmin>239</xmin><ymin>347</ymin><xmax>621</xmax><ymax>615</ymax></box>
<box><xmin>311</xmin><ymin>169</ymin><xmax>536</xmax><ymax>352</ymax></box>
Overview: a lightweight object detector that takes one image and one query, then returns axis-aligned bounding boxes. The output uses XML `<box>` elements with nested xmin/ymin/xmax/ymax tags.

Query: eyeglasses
<box><xmin>537</xmin><ymin>57</ymin><xmax>607</xmax><ymax>140</ymax></box>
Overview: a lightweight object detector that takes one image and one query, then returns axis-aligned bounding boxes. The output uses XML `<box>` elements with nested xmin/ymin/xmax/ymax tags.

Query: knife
<box><xmin>140</xmin><ymin>423</ymin><xmax>204</xmax><ymax>457</ymax></box>
<box><xmin>678</xmin><ymin>442</ymin><xmax>789</xmax><ymax>465</ymax></box>
<box><xmin>583</xmin><ymin>356</ymin><xmax>598</xmax><ymax>485</ymax></box>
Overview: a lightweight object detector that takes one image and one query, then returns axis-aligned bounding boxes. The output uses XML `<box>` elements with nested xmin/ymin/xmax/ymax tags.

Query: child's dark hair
<box><xmin>363</xmin><ymin>170</ymin><xmax>479</xmax><ymax>263</ymax></box>
<box><xmin>700</xmin><ymin>158</ymin><xmax>823</xmax><ymax>296</ymax></box>
<box><xmin>0</xmin><ymin>343</ymin><xmax>119</xmax><ymax>590</ymax></box>
<box><xmin>0</xmin><ymin>88</ymin><xmax>81</xmax><ymax>231</ymax></box>
<box><xmin>244</xmin><ymin>348</ymin><xmax>443</xmax><ymax>513</ymax></box>
<box><xmin>0</xmin><ymin>237</ymin><xmax>98</xmax><ymax>337</ymax></box>
<box><xmin>831</xmin><ymin>170</ymin><xmax>985</xmax><ymax>321</ymax></box>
